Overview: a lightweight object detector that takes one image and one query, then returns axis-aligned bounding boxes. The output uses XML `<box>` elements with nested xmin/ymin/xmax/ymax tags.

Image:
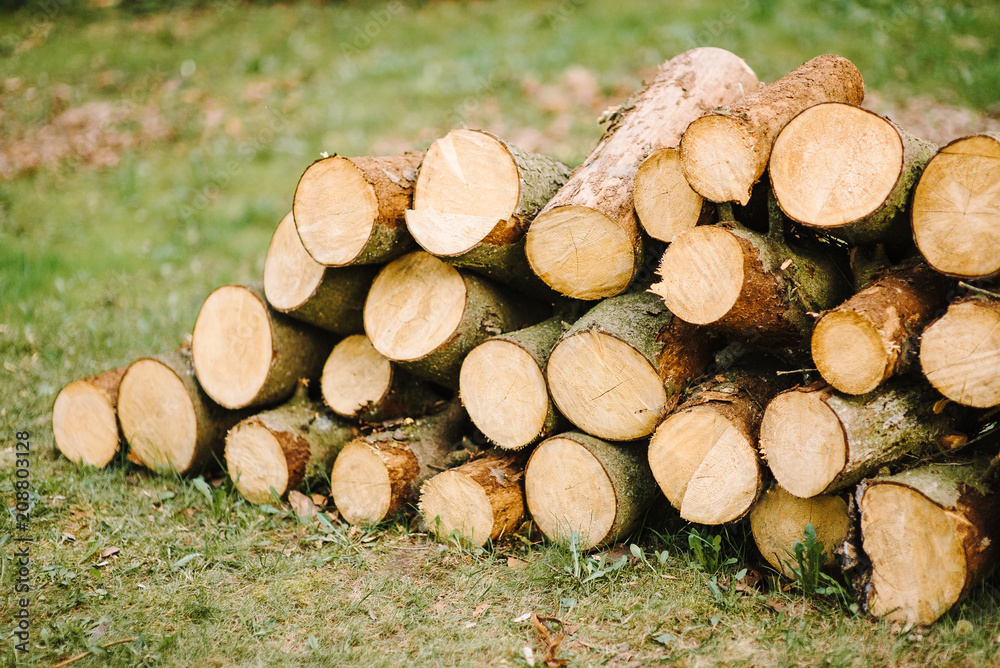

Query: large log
<box><xmin>770</xmin><ymin>103</ymin><xmax>936</xmax><ymax>245</ymax></box>
<box><xmin>681</xmin><ymin>54</ymin><xmax>864</xmax><ymax>206</ymax></box>
<box><xmin>525</xmin><ymin>47</ymin><xmax>759</xmax><ymax>300</ymax></box>
<box><xmin>911</xmin><ymin>132</ymin><xmax>1000</xmax><ymax>279</ymax></box>
<box><xmin>858</xmin><ymin>460</ymin><xmax>1000</xmax><ymax>625</ymax></box>
<box><xmin>52</xmin><ymin>366</ymin><xmax>127</xmax><ymax>468</ymax></box>
<box><xmin>293</xmin><ymin>152</ymin><xmax>423</xmax><ymax>266</ymax></box>
<box><xmin>545</xmin><ymin>291</ymin><xmax>715</xmax><ymax>441</ymax></box>
<box><xmin>524</xmin><ymin>431</ymin><xmax>659</xmax><ymax>550</ymax></box>
<box><xmin>920</xmin><ymin>297</ymin><xmax>1000</xmax><ymax>408</ymax></box>
<box><xmin>633</xmin><ymin>148</ymin><xmax>714</xmax><ymax>243</ymax></box>
<box><xmin>192</xmin><ymin>284</ymin><xmax>333</xmax><ymax>410</ymax></box>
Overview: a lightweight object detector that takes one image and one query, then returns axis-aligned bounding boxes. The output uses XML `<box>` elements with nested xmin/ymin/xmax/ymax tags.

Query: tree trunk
<box><xmin>681</xmin><ymin>54</ymin><xmax>864</xmax><ymax>205</ymax></box>
<box><xmin>812</xmin><ymin>261</ymin><xmax>952</xmax><ymax>395</ymax></box>
<box><xmin>52</xmin><ymin>366</ymin><xmax>127</xmax><ymax>468</ymax></box>
<box><xmin>363</xmin><ymin>251</ymin><xmax>547</xmax><ymax>389</ymax></box>
<box><xmin>320</xmin><ymin>334</ymin><xmax>444</xmax><ymax>424</ymax></box>
<box><xmin>648</xmin><ymin>367</ymin><xmax>785</xmax><ymax>525</ymax></box>
<box><xmin>920</xmin><ymin>296</ymin><xmax>1000</xmax><ymax>408</ymax></box>
<box><xmin>192</xmin><ymin>283</ymin><xmax>333</xmax><ymax>410</ymax></box>
<box><xmin>419</xmin><ymin>452</ymin><xmax>527</xmax><ymax>546</ymax></box>
<box><xmin>459</xmin><ymin>316</ymin><xmax>567</xmax><ymax>451</ymax></box>
<box><xmin>770</xmin><ymin>103</ymin><xmax>937</xmax><ymax>245</ymax></box>
<box><xmin>329</xmin><ymin>399</ymin><xmax>466</xmax><ymax>525</ymax></box>
<box><xmin>524</xmin><ymin>431</ymin><xmax>659</xmax><ymax>550</ymax></box>
<box><xmin>118</xmin><ymin>348</ymin><xmax>248</xmax><ymax>474</ymax></box>
<box><xmin>263</xmin><ymin>211</ymin><xmax>377</xmax><ymax>335</ymax></box>
<box><xmin>760</xmin><ymin>380</ymin><xmax>968</xmax><ymax>499</ymax></box>
<box><xmin>857</xmin><ymin>459</ymin><xmax>1000</xmax><ymax>625</ymax></box>
<box><xmin>912</xmin><ymin>132</ymin><xmax>1000</xmax><ymax>279</ymax></box>
<box><xmin>293</xmin><ymin>152</ymin><xmax>423</xmax><ymax>267</ymax></box>
<box><xmin>546</xmin><ymin>291</ymin><xmax>716</xmax><ymax>442</ymax></box>
<box><xmin>525</xmin><ymin>47</ymin><xmax>759</xmax><ymax>300</ymax></box>
<box><xmin>225</xmin><ymin>383</ymin><xmax>358</xmax><ymax>504</ymax></box>
<box><xmin>633</xmin><ymin>147</ymin><xmax>715</xmax><ymax>243</ymax></box>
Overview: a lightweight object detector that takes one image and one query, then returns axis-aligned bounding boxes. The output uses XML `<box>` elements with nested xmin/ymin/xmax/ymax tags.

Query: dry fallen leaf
<box><xmin>289</xmin><ymin>490</ymin><xmax>317</xmax><ymax>521</ymax></box>
<box><xmin>507</xmin><ymin>556</ymin><xmax>530</xmax><ymax>570</ymax></box>
<box><xmin>100</xmin><ymin>546</ymin><xmax>120</xmax><ymax>559</ymax></box>
<box><xmin>310</xmin><ymin>493</ymin><xmax>328</xmax><ymax>507</ymax></box>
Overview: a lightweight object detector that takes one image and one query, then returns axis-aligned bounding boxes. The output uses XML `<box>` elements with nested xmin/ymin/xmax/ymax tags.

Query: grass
<box><xmin>2</xmin><ymin>0</ymin><xmax>1000</xmax><ymax>665</ymax></box>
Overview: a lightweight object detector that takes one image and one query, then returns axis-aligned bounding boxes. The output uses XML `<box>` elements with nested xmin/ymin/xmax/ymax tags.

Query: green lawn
<box><xmin>3</xmin><ymin>1</ymin><xmax>1000</xmax><ymax>665</ymax></box>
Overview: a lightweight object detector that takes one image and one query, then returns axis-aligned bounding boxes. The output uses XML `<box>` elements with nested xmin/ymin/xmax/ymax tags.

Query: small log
<box><xmin>760</xmin><ymin>381</ymin><xmax>967</xmax><ymax>499</ymax></box>
<box><xmin>320</xmin><ymin>334</ymin><xmax>442</xmax><ymax>423</ymax></box>
<box><xmin>363</xmin><ymin>251</ymin><xmax>546</xmax><ymax>388</ymax></box>
<box><xmin>546</xmin><ymin>291</ymin><xmax>715</xmax><ymax>441</ymax></box>
<box><xmin>857</xmin><ymin>460</ymin><xmax>1000</xmax><ymax>625</ymax></box>
<box><xmin>524</xmin><ymin>431</ymin><xmax>659</xmax><ymax>550</ymax></box>
<box><xmin>525</xmin><ymin>47</ymin><xmax>759</xmax><ymax>300</ymax></box>
<box><xmin>118</xmin><ymin>348</ymin><xmax>246</xmax><ymax>474</ymax></box>
<box><xmin>648</xmin><ymin>368</ymin><xmax>784</xmax><ymax>525</ymax></box>
<box><xmin>749</xmin><ymin>484</ymin><xmax>851</xmax><ymax>579</ymax></box>
<box><xmin>191</xmin><ymin>284</ymin><xmax>333</xmax><ymax>410</ymax></box>
<box><xmin>912</xmin><ymin>132</ymin><xmax>1000</xmax><ymax>279</ymax></box>
<box><xmin>263</xmin><ymin>211</ymin><xmax>377</xmax><ymax>334</ymax></box>
<box><xmin>293</xmin><ymin>152</ymin><xmax>423</xmax><ymax>266</ymax></box>
<box><xmin>770</xmin><ymin>103</ymin><xmax>937</xmax><ymax>245</ymax></box>
<box><xmin>225</xmin><ymin>384</ymin><xmax>357</xmax><ymax>504</ymax></box>
<box><xmin>633</xmin><ymin>147</ymin><xmax>714</xmax><ymax>243</ymax></box>
<box><xmin>459</xmin><ymin>317</ymin><xmax>566</xmax><ymax>451</ymax></box>
<box><xmin>681</xmin><ymin>54</ymin><xmax>864</xmax><ymax>205</ymax></box>
<box><xmin>920</xmin><ymin>297</ymin><xmax>1000</xmax><ymax>408</ymax></box>
<box><xmin>419</xmin><ymin>452</ymin><xmax>527</xmax><ymax>546</ymax></box>
<box><xmin>811</xmin><ymin>262</ymin><xmax>952</xmax><ymax>395</ymax></box>
<box><xmin>329</xmin><ymin>400</ymin><xmax>466</xmax><ymax>525</ymax></box>
<box><xmin>52</xmin><ymin>366</ymin><xmax>127</xmax><ymax>468</ymax></box>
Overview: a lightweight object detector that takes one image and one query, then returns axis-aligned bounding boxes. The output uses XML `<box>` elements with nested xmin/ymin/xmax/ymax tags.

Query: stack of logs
<box><xmin>52</xmin><ymin>47</ymin><xmax>1000</xmax><ymax>627</ymax></box>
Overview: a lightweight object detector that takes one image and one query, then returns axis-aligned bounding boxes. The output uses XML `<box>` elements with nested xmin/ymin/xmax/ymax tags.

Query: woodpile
<box><xmin>53</xmin><ymin>47</ymin><xmax>1000</xmax><ymax>628</ymax></box>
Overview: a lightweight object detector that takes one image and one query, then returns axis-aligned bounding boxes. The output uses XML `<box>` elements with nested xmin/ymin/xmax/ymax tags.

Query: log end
<box><xmin>812</xmin><ymin>310</ymin><xmax>889</xmax><ymax>395</ymax></box>
<box><xmin>321</xmin><ymin>335</ymin><xmax>393</xmax><ymax>419</ymax></box>
<box><xmin>225</xmin><ymin>418</ymin><xmax>290</xmax><ymax>505</ymax></box>
<box><xmin>118</xmin><ymin>359</ymin><xmax>198</xmax><ymax>473</ymax></box>
<box><xmin>329</xmin><ymin>440</ymin><xmax>394</xmax><ymax>525</ymax></box>
<box><xmin>52</xmin><ymin>380</ymin><xmax>121</xmax><ymax>468</ymax></box>
<box><xmin>679</xmin><ymin>114</ymin><xmax>757</xmax><ymax>205</ymax></box>
<box><xmin>420</xmin><ymin>469</ymin><xmax>496</xmax><ymax>546</ymax></box>
<box><xmin>634</xmin><ymin>148</ymin><xmax>706</xmax><ymax>243</ymax></box>
<box><xmin>920</xmin><ymin>300</ymin><xmax>1000</xmax><ymax>408</ymax></box>
<box><xmin>263</xmin><ymin>211</ymin><xmax>327</xmax><ymax>313</ymax></box>
<box><xmin>405</xmin><ymin>209</ymin><xmax>506</xmax><ymax>257</ymax></box>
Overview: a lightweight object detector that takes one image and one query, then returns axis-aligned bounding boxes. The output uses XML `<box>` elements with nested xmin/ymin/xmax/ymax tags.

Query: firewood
<box><xmin>191</xmin><ymin>284</ymin><xmax>333</xmax><ymax>410</ymax></box>
<box><xmin>525</xmin><ymin>47</ymin><xmax>758</xmax><ymax>300</ymax></box>
<box><xmin>293</xmin><ymin>152</ymin><xmax>423</xmax><ymax>266</ymax></box>
<box><xmin>633</xmin><ymin>148</ymin><xmax>714</xmax><ymax>243</ymax></box>
<box><xmin>52</xmin><ymin>366</ymin><xmax>127</xmax><ymax>468</ymax></box>
<box><xmin>681</xmin><ymin>54</ymin><xmax>864</xmax><ymax>206</ymax></box>
<box><xmin>920</xmin><ymin>297</ymin><xmax>1000</xmax><ymax>408</ymax></box>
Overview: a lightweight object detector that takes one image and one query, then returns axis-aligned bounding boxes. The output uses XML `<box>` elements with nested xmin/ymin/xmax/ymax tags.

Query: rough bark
<box><xmin>633</xmin><ymin>147</ymin><xmax>715</xmax><ymax>243</ymax></box>
<box><xmin>920</xmin><ymin>296</ymin><xmax>1000</xmax><ymax>408</ymax></box>
<box><xmin>52</xmin><ymin>366</ymin><xmax>127</xmax><ymax>468</ymax></box>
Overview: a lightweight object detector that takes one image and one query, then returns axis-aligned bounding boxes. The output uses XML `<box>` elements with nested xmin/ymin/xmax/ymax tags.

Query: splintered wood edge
<box><xmin>420</xmin><ymin>470</ymin><xmax>494</xmax><ymax>546</ymax></box>
<box><xmin>460</xmin><ymin>339</ymin><xmax>549</xmax><ymax>449</ymax></box>
<box><xmin>192</xmin><ymin>285</ymin><xmax>273</xmax><ymax>409</ymax></box>
<box><xmin>912</xmin><ymin>134</ymin><xmax>1000</xmax><ymax>278</ymax></box>
<box><xmin>547</xmin><ymin>330</ymin><xmax>666</xmax><ymax>441</ymax></box>
<box><xmin>812</xmin><ymin>310</ymin><xmax>889</xmax><ymax>395</ymax></box>
<box><xmin>759</xmin><ymin>390</ymin><xmax>846</xmax><ymax>498</ymax></box>
<box><xmin>118</xmin><ymin>359</ymin><xmax>198</xmax><ymax>472</ymax></box>
<box><xmin>321</xmin><ymin>334</ymin><xmax>392</xmax><ymax>418</ymax></box>
<box><xmin>330</xmin><ymin>440</ymin><xmax>392</xmax><ymax>525</ymax></box>
<box><xmin>634</xmin><ymin>148</ymin><xmax>705</xmax><ymax>242</ymax></box>
<box><xmin>363</xmin><ymin>252</ymin><xmax>467</xmax><ymax>362</ymax></box>
<box><xmin>52</xmin><ymin>381</ymin><xmax>120</xmax><ymax>467</ymax></box>
<box><xmin>525</xmin><ymin>436</ymin><xmax>616</xmax><ymax>550</ymax></box>
<box><xmin>771</xmin><ymin>104</ymin><xmax>903</xmax><ymax>228</ymax></box>
<box><xmin>920</xmin><ymin>300</ymin><xmax>1000</xmax><ymax>407</ymax></box>
<box><xmin>680</xmin><ymin>114</ymin><xmax>757</xmax><ymax>205</ymax></box>
<box><xmin>225</xmin><ymin>419</ymin><xmax>289</xmax><ymax>505</ymax></box>
<box><xmin>263</xmin><ymin>211</ymin><xmax>327</xmax><ymax>311</ymax></box>
<box><xmin>293</xmin><ymin>156</ymin><xmax>379</xmax><ymax>266</ymax></box>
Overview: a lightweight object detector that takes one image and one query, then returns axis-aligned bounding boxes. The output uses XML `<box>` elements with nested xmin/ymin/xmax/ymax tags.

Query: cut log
<box><xmin>811</xmin><ymin>262</ymin><xmax>952</xmax><ymax>395</ymax></box>
<box><xmin>770</xmin><ymin>103</ymin><xmax>937</xmax><ymax>245</ymax></box>
<box><xmin>459</xmin><ymin>317</ymin><xmax>566</xmax><ymax>451</ymax></box>
<box><xmin>920</xmin><ymin>297</ymin><xmax>1000</xmax><ymax>408</ymax></box>
<box><xmin>749</xmin><ymin>484</ymin><xmax>851</xmax><ymax>579</ymax></box>
<box><xmin>52</xmin><ymin>366</ymin><xmax>127</xmax><ymax>468</ymax></box>
<box><xmin>293</xmin><ymin>152</ymin><xmax>423</xmax><ymax>266</ymax></box>
<box><xmin>405</xmin><ymin>129</ymin><xmax>569</xmax><ymax>296</ymax></box>
<box><xmin>329</xmin><ymin>400</ymin><xmax>466</xmax><ymax>525</ymax></box>
<box><xmin>546</xmin><ymin>291</ymin><xmax>715</xmax><ymax>441</ymax></box>
<box><xmin>320</xmin><ymin>334</ymin><xmax>442</xmax><ymax>423</ymax></box>
<box><xmin>363</xmin><ymin>251</ymin><xmax>546</xmax><ymax>388</ymax></box>
<box><xmin>648</xmin><ymin>368</ymin><xmax>784</xmax><ymax>525</ymax></box>
<box><xmin>681</xmin><ymin>54</ymin><xmax>864</xmax><ymax>206</ymax></box>
<box><xmin>857</xmin><ymin>460</ymin><xmax>1000</xmax><ymax>625</ymax></box>
<box><xmin>263</xmin><ymin>210</ymin><xmax>377</xmax><ymax>334</ymax></box>
<box><xmin>912</xmin><ymin>132</ymin><xmax>1000</xmax><ymax>279</ymax></box>
<box><xmin>419</xmin><ymin>452</ymin><xmax>527</xmax><ymax>546</ymax></box>
<box><xmin>524</xmin><ymin>431</ymin><xmax>659</xmax><ymax>550</ymax></box>
<box><xmin>650</xmin><ymin>222</ymin><xmax>850</xmax><ymax>350</ymax></box>
<box><xmin>118</xmin><ymin>348</ymin><xmax>246</xmax><ymax>474</ymax></box>
<box><xmin>225</xmin><ymin>384</ymin><xmax>357</xmax><ymax>504</ymax></box>
<box><xmin>192</xmin><ymin>284</ymin><xmax>333</xmax><ymax>410</ymax></box>
<box><xmin>760</xmin><ymin>381</ymin><xmax>967</xmax><ymax>499</ymax></box>
<box><xmin>525</xmin><ymin>47</ymin><xmax>759</xmax><ymax>300</ymax></box>
<box><xmin>633</xmin><ymin>148</ymin><xmax>714</xmax><ymax>243</ymax></box>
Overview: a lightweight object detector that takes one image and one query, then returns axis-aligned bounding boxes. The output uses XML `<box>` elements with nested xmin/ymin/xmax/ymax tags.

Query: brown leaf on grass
<box><xmin>507</xmin><ymin>556</ymin><xmax>530</xmax><ymax>570</ymax></box>
<box><xmin>531</xmin><ymin>613</ymin><xmax>568</xmax><ymax>668</ymax></box>
<box><xmin>100</xmin><ymin>547</ymin><xmax>121</xmax><ymax>559</ymax></box>
<box><xmin>734</xmin><ymin>566</ymin><xmax>763</xmax><ymax>593</ymax></box>
<box><xmin>289</xmin><ymin>490</ymin><xmax>317</xmax><ymax>521</ymax></box>
<box><xmin>310</xmin><ymin>493</ymin><xmax>328</xmax><ymax>507</ymax></box>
